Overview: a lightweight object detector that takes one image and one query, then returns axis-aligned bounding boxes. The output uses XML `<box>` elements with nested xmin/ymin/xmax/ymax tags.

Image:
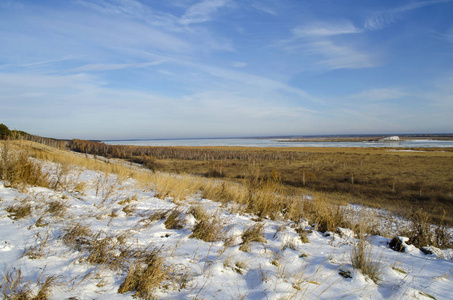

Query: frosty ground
<box><xmin>0</xmin><ymin>154</ymin><xmax>452</xmax><ymax>299</ymax></box>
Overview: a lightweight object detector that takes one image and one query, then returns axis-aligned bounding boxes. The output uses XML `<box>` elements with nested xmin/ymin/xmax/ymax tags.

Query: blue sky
<box><xmin>1</xmin><ymin>0</ymin><xmax>453</xmax><ymax>139</ymax></box>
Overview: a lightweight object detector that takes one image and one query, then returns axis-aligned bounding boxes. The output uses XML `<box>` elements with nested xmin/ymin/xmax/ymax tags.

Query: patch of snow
<box><xmin>0</xmin><ymin>159</ymin><xmax>452</xmax><ymax>300</ymax></box>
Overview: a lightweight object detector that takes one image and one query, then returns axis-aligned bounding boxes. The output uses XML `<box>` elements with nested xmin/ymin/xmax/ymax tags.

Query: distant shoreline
<box><xmin>276</xmin><ymin>135</ymin><xmax>453</xmax><ymax>143</ymax></box>
<box><xmin>102</xmin><ymin>133</ymin><xmax>453</xmax><ymax>143</ymax></box>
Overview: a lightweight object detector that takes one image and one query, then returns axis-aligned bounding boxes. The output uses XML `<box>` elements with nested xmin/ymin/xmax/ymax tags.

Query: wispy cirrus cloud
<box><xmin>180</xmin><ymin>0</ymin><xmax>230</xmax><ymax>25</ymax></box>
<box><xmin>278</xmin><ymin>20</ymin><xmax>374</xmax><ymax>71</ymax></box>
<box><xmin>306</xmin><ymin>40</ymin><xmax>376</xmax><ymax>70</ymax></box>
<box><xmin>292</xmin><ymin>20</ymin><xmax>362</xmax><ymax>37</ymax></box>
<box><xmin>365</xmin><ymin>0</ymin><xmax>451</xmax><ymax>30</ymax></box>
<box><xmin>232</xmin><ymin>62</ymin><xmax>247</xmax><ymax>68</ymax></box>
<box><xmin>75</xmin><ymin>0</ymin><xmax>145</xmax><ymax>17</ymax></box>
<box><xmin>251</xmin><ymin>1</ymin><xmax>277</xmax><ymax>16</ymax></box>
<box><xmin>73</xmin><ymin>60</ymin><xmax>166</xmax><ymax>72</ymax></box>
<box><xmin>349</xmin><ymin>87</ymin><xmax>407</xmax><ymax>101</ymax></box>
<box><xmin>76</xmin><ymin>0</ymin><xmax>182</xmax><ymax>31</ymax></box>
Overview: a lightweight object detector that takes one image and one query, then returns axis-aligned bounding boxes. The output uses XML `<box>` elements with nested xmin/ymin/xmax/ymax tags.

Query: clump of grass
<box><xmin>1</xmin><ymin>268</ymin><xmax>56</xmax><ymax>300</ymax></box>
<box><xmin>1</xmin><ymin>268</ymin><xmax>30</xmax><ymax>299</ymax></box>
<box><xmin>51</xmin><ymin>163</ymin><xmax>69</xmax><ymax>191</ymax></box>
<box><xmin>295</xmin><ymin>227</ymin><xmax>310</xmax><ymax>243</ymax></box>
<box><xmin>164</xmin><ymin>208</ymin><xmax>185</xmax><ymax>230</ymax></box>
<box><xmin>62</xmin><ymin>223</ymin><xmax>93</xmax><ymax>251</ymax></box>
<box><xmin>118</xmin><ymin>247</ymin><xmax>171</xmax><ymax>299</ymax></box>
<box><xmin>189</xmin><ymin>205</ymin><xmax>209</xmax><ymax>221</ymax></box>
<box><xmin>311</xmin><ymin>198</ymin><xmax>348</xmax><ymax>233</ymax></box>
<box><xmin>118</xmin><ymin>194</ymin><xmax>137</xmax><ymax>205</ymax></box>
<box><xmin>6</xmin><ymin>202</ymin><xmax>32</xmax><ymax>220</ymax></box>
<box><xmin>189</xmin><ymin>214</ymin><xmax>223</xmax><ymax>243</ymax></box>
<box><xmin>46</xmin><ymin>200</ymin><xmax>66</xmax><ymax>217</ymax></box>
<box><xmin>35</xmin><ymin>216</ymin><xmax>48</xmax><ymax>228</ymax></box>
<box><xmin>86</xmin><ymin>232</ymin><xmax>124</xmax><ymax>270</ymax></box>
<box><xmin>33</xmin><ymin>276</ymin><xmax>57</xmax><ymax>300</ymax></box>
<box><xmin>63</xmin><ymin>225</ymin><xmax>127</xmax><ymax>270</ymax></box>
<box><xmin>351</xmin><ymin>234</ymin><xmax>381</xmax><ymax>284</ymax></box>
<box><xmin>239</xmin><ymin>223</ymin><xmax>266</xmax><ymax>252</ymax></box>
<box><xmin>122</xmin><ymin>205</ymin><xmax>135</xmax><ymax>216</ymax></box>
<box><xmin>244</xmin><ymin>177</ymin><xmax>286</xmax><ymax>220</ymax></box>
<box><xmin>22</xmin><ymin>232</ymin><xmax>50</xmax><ymax>260</ymax></box>
<box><xmin>146</xmin><ymin>209</ymin><xmax>170</xmax><ymax>222</ymax></box>
<box><xmin>0</xmin><ymin>141</ymin><xmax>52</xmax><ymax>189</ymax></box>
<box><xmin>407</xmin><ymin>209</ymin><xmax>452</xmax><ymax>249</ymax></box>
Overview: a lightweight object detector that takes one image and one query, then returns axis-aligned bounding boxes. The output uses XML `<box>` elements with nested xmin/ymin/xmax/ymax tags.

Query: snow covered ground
<box><xmin>0</xmin><ymin>160</ymin><xmax>452</xmax><ymax>299</ymax></box>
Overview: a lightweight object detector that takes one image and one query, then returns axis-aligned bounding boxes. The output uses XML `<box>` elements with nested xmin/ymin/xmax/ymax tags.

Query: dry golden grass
<box><xmin>7</xmin><ymin>140</ymin><xmax>452</xmax><ymax>247</ymax></box>
<box><xmin>1</xmin><ymin>141</ymin><xmax>52</xmax><ymax>189</ymax></box>
<box><xmin>1</xmin><ymin>268</ymin><xmax>56</xmax><ymax>300</ymax></box>
<box><xmin>118</xmin><ymin>246</ymin><xmax>171</xmax><ymax>299</ymax></box>
<box><xmin>351</xmin><ymin>234</ymin><xmax>382</xmax><ymax>284</ymax></box>
<box><xmin>6</xmin><ymin>201</ymin><xmax>32</xmax><ymax>220</ymax></box>
<box><xmin>64</xmin><ymin>138</ymin><xmax>453</xmax><ymax>225</ymax></box>
<box><xmin>73</xmin><ymin>142</ymin><xmax>453</xmax><ymax>225</ymax></box>
<box><xmin>164</xmin><ymin>208</ymin><xmax>185</xmax><ymax>230</ymax></box>
<box><xmin>189</xmin><ymin>214</ymin><xmax>224</xmax><ymax>242</ymax></box>
<box><xmin>239</xmin><ymin>223</ymin><xmax>266</xmax><ymax>252</ymax></box>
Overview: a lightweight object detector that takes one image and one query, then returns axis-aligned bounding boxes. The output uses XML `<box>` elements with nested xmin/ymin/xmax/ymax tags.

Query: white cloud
<box><xmin>232</xmin><ymin>62</ymin><xmax>247</xmax><ymax>68</ymax></box>
<box><xmin>76</xmin><ymin>0</ymin><xmax>182</xmax><ymax>31</ymax></box>
<box><xmin>308</xmin><ymin>41</ymin><xmax>376</xmax><ymax>70</ymax></box>
<box><xmin>292</xmin><ymin>21</ymin><xmax>362</xmax><ymax>37</ymax></box>
<box><xmin>350</xmin><ymin>87</ymin><xmax>407</xmax><ymax>101</ymax></box>
<box><xmin>75</xmin><ymin>0</ymin><xmax>145</xmax><ymax>17</ymax></box>
<box><xmin>365</xmin><ymin>0</ymin><xmax>451</xmax><ymax>30</ymax></box>
<box><xmin>251</xmin><ymin>2</ymin><xmax>277</xmax><ymax>16</ymax></box>
<box><xmin>73</xmin><ymin>61</ymin><xmax>165</xmax><ymax>72</ymax></box>
<box><xmin>276</xmin><ymin>20</ymin><xmax>374</xmax><ymax>71</ymax></box>
<box><xmin>180</xmin><ymin>0</ymin><xmax>229</xmax><ymax>25</ymax></box>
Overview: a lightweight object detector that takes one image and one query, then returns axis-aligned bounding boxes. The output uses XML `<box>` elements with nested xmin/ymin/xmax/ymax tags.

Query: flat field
<box><xmin>68</xmin><ymin>140</ymin><xmax>453</xmax><ymax>225</ymax></box>
<box><xmin>149</xmin><ymin>146</ymin><xmax>453</xmax><ymax>225</ymax></box>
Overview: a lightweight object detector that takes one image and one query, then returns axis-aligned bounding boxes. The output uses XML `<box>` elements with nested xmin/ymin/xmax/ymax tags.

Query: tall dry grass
<box><xmin>7</xmin><ymin>140</ymin><xmax>451</xmax><ymax>249</ymax></box>
<box><xmin>351</xmin><ymin>232</ymin><xmax>382</xmax><ymax>284</ymax></box>
<box><xmin>1</xmin><ymin>141</ymin><xmax>52</xmax><ymax>189</ymax></box>
<box><xmin>67</xmin><ymin>139</ymin><xmax>453</xmax><ymax>225</ymax></box>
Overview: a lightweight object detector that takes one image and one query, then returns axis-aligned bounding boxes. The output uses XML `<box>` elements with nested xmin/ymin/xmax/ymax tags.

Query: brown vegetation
<box><xmin>68</xmin><ymin>139</ymin><xmax>453</xmax><ymax>225</ymax></box>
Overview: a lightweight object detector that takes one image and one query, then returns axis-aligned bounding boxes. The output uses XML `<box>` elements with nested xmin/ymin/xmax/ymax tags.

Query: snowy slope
<box><xmin>0</xmin><ymin>162</ymin><xmax>452</xmax><ymax>299</ymax></box>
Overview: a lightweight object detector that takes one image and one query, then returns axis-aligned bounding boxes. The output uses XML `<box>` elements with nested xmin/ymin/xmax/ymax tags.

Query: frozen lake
<box><xmin>103</xmin><ymin>138</ymin><xmax>453</xmax><ymax>148</ymax></box>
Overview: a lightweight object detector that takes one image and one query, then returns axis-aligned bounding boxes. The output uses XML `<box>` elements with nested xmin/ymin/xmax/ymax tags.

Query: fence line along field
<box><xmin>68</xmin><ymin>140</ymin><xmax>453</xmax><ymax>225</ymax></box>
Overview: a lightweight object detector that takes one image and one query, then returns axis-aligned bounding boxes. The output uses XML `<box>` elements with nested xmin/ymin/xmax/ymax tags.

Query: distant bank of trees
<box><xmin>0</xmin><ymin>123</ymin><xmax>11</xmax><ymax>139</ymax></box>
<box><xmin>0</xmin><ymin>123</ymin><xmax>68</xmax><ymax>149</ymax></box>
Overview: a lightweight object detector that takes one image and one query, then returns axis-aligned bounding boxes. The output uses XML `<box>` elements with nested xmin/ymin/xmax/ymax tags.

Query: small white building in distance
<box><xmin>382</xmin><ymin>136</ymin><xmax>400</xmax><ymax>141</ymax></box>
